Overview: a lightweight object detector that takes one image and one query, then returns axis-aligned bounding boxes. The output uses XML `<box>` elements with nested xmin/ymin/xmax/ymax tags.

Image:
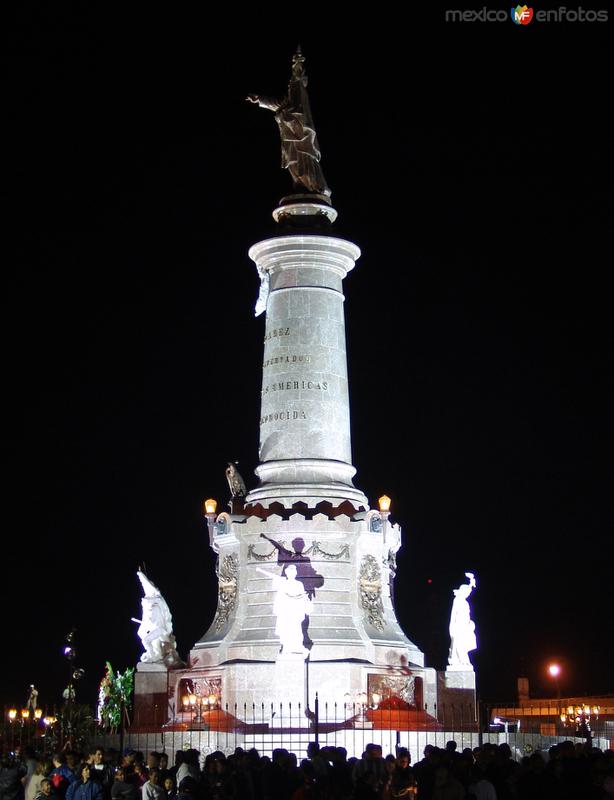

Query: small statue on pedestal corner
<box><xmin>448</xmin><ymin>572</ymin><xmax>478</xmax><ymax>669</ymax></box>
<box><xmin>226</xmin><ymin>461</ymin><xmax>247</xmax><ymax>498</ymax></box>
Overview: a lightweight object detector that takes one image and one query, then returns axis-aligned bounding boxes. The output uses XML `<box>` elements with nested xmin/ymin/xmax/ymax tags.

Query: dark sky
<box><xmin>3</xmin><ymin>9</ymin><xmax>611</xmax><ymax>713</ymax></box>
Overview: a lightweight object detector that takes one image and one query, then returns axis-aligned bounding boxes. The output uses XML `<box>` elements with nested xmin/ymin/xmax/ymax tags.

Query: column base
<box><xmin>246</xmin><ymin>459</ymin><xmax>368</xmax><ymax>506</ymax></box>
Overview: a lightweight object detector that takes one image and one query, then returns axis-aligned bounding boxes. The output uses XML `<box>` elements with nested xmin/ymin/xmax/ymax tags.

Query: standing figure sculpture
<box><xmin>247</xmin><ymin>47</ymin><xmax>331</xmax><ymax>200</ymax></box>
<box><xmin>257</xmin><ymin>565</ymin><xmax>313</xmax><ymax>657</ymax></box>
<box><xmin>448</xmin><ymin>572</ymin><xmax>478</xmax><ymax>669</ymax></box>
<box><xmin>27</xmin><ymin>684</ymin><xmax>38</xmax><ymax>713</ymax></box>
<box><xmin>226</xmin><ymin>462</ymin><xmax>247</xmax><ymax>498</ymax></box>
<box><xmin>132</xmin><ymin>571</ymin><xmax>184</xmax><ymax>667</ymax></box>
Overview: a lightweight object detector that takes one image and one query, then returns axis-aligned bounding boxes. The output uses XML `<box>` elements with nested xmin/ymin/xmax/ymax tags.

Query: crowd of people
<box><xmin>1</xmin><ymin>739</ymin><xmax>613</xmax><ymax>800</ymax></box>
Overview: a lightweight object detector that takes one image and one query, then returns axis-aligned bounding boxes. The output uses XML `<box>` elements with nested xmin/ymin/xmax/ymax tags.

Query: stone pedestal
<box><xmin>436</xmin><ymin>668</ymin><xmax>477</xmax><ymax>729</ymax></box>
<box><xmin>191</xmin><ymin>510</ymin><xmax>424</xmax><ymax>671</ymax></box>
<box><xmin>133</xmin><ymin>663</ymin><xmax>169</xmax><ymax>728</ymax></box>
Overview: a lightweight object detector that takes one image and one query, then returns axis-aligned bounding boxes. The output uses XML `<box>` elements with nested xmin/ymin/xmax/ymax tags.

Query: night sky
<box><xmin>3</xmin><ymin>9</ymin><xmax>611</xmax><ymax>713</ymax></box>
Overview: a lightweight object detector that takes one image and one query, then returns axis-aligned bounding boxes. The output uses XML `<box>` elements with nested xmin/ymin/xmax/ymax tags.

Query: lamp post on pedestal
<box><xmin>378</xmin><ymin>495</ymin><xmax>391</xmax><ymax>544</ymax></box>
<box><xmin>204</xmin><ymin>498</ymin><xmax>218</xmax><ymax>548</ymax></box>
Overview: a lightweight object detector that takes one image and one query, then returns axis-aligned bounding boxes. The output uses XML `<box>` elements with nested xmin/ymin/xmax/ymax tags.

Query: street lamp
<box><xmin>547</xmin><ymin>663</ymin><xmax>562</xmax><ymax>709</ymax></box>
<box><xmin>560</xmin><ymin>704</ymin><xmax>599</xmax><ymax>742</ymax></box>
<box><xmin>548</xmin><ymin>663</ymin><xmax>561</xmax><ymax>679</ymax></box>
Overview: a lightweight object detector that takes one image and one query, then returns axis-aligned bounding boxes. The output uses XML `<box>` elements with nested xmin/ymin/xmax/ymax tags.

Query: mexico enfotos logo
<box><xmin>445</xmin><ymin>6</ymin><xmax>608</xmax><ymax>22</ymax></box>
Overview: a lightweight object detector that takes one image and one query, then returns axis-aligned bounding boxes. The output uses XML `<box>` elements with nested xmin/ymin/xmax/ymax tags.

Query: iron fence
<box><xmin>2</xmin><ymin>700</ymin><xmax>611</xmax><ymax>762</ymax></box>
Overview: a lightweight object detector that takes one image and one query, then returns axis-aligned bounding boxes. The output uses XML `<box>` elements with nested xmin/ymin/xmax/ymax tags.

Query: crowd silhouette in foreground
<box><xmin>2</xmin><ymin>739</ymin><xmax>614</xmax><ymax>800</ymax></box>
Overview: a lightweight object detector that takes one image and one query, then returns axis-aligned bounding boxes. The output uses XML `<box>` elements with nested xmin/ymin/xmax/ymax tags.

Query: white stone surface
<box><xmin>247</xmin><ymin>235</ymin><xmax>366</xmax><ymax>504</ymax></box>
<box><xmin>135</xmin><ymin>571</ymin><xmax>183</xmax><ymax>667</ymax></box>
<box><xmin>448</xmin><ymin>572</ymin><xmax>477</xmax><ymax>669</ymax></box>
<box><xmin>193</xmin><ymin>513</ymin><xmax>424</xmax><ymax>668</ymax></box>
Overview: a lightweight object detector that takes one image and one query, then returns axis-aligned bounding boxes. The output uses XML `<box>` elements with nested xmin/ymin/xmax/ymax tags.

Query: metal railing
<box><xmin>2</xmin><ymin>700</ymin><xmax>610</xmax><ymax>763</ymax></box>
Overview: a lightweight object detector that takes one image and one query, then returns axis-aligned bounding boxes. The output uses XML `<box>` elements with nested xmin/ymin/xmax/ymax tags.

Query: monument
<box><xmin>133</xmin><ymin>49</ymin><xmax>476</xmax><ymax>737</ymax></box>
<box><xmin>437</xmin><ymin>572</ymin><xmax>478</xmax><ymax>724</ymax></box>
<box><xmin>132</xmin><ymin>570</ymin><xmax>184</xmax><ymax>725</ymax></box>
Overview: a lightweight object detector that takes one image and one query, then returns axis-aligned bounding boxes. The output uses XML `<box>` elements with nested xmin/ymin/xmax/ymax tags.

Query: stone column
<box><xmin>247</xmin><ymin>205</ymin><xmax>366</xmax><ymax>506</ymax></box>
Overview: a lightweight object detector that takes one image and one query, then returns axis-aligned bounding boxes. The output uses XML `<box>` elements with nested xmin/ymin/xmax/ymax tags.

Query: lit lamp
<box><xmin>378</xmin><ymin>495</ymin><xmax>391</xmax><ymax>513</ymax></box>
<box><xmin>8</xmin><ymin>709</ymin><xmax>17</xmax><ymax>721</ymax></box>
<box><xmin>378</xmin><ymin>495</ymin><xmax>391</xmax><ymax>543</ymax></box>
<box><xmin>547</xmin><ymin>662</ymin><xmax>561</xmax><ymax>709</ymax></box>
<box><xmin>181</xmin><ymin>695</ymin><xmax>190</xmax><ymax>711</ymax></box>
<box><xmin>34</xmin><ymin>708</ymin><xmax>42</xmax><ymax>720</ymax></box>
<box><xmin>204</xmin><ymin>498</ymin><xmax>218</xmax><ymax>547</ymax></box>
<box><xmin>561</xmin><ymin>703</ymin><xmax>597</xmax><ymax>739</ymax></box>
<box><xmin>21</xmin><ymin>709</ymin><xmax>30</xmax><ymax>720</ymax></box>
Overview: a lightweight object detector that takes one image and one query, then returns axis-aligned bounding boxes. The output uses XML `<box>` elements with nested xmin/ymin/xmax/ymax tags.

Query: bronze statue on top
<box><xmin>247</xmin><ymin>47</ymin><xmax>331</xmax><ymax>201</ymax></box>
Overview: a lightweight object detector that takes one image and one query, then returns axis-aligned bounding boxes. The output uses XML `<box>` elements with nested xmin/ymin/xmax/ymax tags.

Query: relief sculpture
<box><xmin>213</xmin><ymin>554</ymin><xmax>239</xmax><ymax>632</ymax></box>
<box><xmin>359</xmin><ymin>554</ymin><xmax>385</xmax><ymax>632</ymax></box>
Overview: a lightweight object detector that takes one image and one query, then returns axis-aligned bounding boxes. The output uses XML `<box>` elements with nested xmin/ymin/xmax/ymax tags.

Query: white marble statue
<box><xmin>133</xmin><ymin>571</ymin><xmax>183</xmax><ymax>667</ymax></box>
<box><xmin>254</xmin><ymin>269</ymin><xmax>269</xmax><ymax>317</ymax></box>
<box><xmin>258</xmin><ymin>564</ymin><xmax>313</xmax><ymax>657</ymax></box>
<box><xmin>448</xmin><ymin>572</ymin><xmax>477</xmax><ymax>669</ymax></box>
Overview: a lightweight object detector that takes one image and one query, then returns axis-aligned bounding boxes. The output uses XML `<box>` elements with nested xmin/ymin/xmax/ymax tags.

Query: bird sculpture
<box><xmin>226</xmin><ymin>461</ymin><xmax>247</xmax><ymax>498</ymax></box>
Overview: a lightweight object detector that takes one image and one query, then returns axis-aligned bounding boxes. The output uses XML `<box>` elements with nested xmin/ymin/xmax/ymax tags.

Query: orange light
<box><xmin>378</xmin><ymin>495</ymin><xmax>391</xmax><ymax>513</ymax></box>
<box><xmin>8</xmin><ymin>709</ymin><xmax>17</xmax><ymax>721</ymax></box>
<box><xmin>188</xmin><ymin>693</ymin><xmax>196</xmax><ymax>706</ymax></box>
<box><xmin>593</xmin><ymin>706</ymin><xmax>600</xmax><ymax>715</ymax></box>
<box><xmin>34</xmin><ymin>708</ymin><xmax>42</xmax><ymax>720</ymax></box>
<box><xmin>181</xmin><ymin>695</ymin><xmax>190</xmax><ymax>709</ymax></box>
<box><xmin>560</xmin><ymin>714</ymin><xmax>567</xmax><ymax>722</ymax></box>
<box><xmin>204</xmin><ymin>498</ymin><xmax>217</xmax><ymax>515</ymax></box>
<box><xmin>21</xmin><ymin>709</ymin><xmax>30</xmax><ymax>720</ymax></box>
